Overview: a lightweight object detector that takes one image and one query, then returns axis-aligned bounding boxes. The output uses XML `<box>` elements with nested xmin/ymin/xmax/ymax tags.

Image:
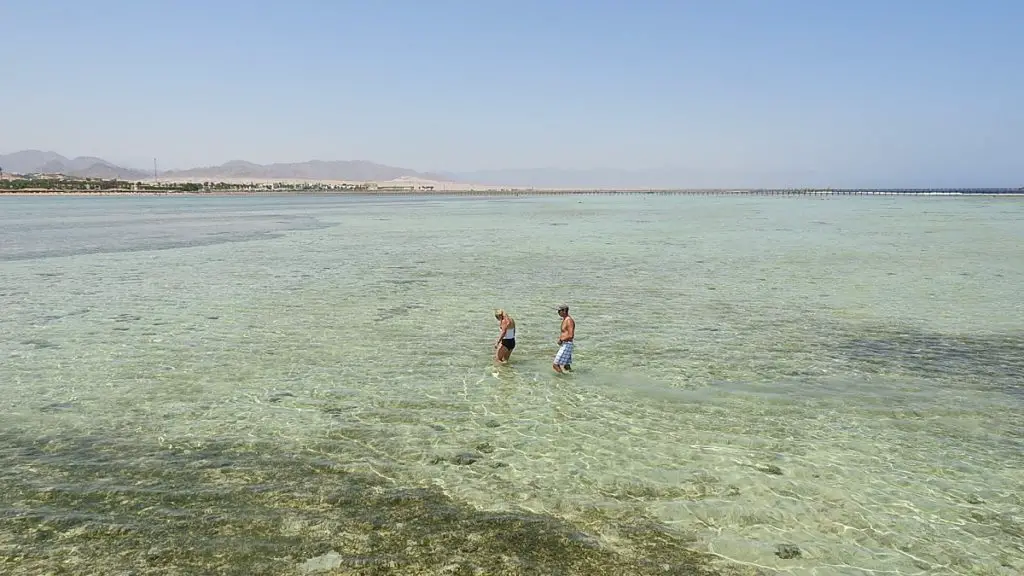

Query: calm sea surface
<box><xmin>1</xmin><ymin>194</ymin><xmax>1022</xmax><ymax>575</ymax></box>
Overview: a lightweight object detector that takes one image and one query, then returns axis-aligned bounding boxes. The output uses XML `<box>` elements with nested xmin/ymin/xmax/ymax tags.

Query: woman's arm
<box><xmin>495</xmin><ymin>318</ymin><xmax>509</xmax><ymax>346</ymax></box>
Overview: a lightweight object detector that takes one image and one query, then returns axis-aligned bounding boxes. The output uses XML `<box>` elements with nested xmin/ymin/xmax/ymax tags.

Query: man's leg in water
<box><xmin>552</xmin><ymin>342</ymin><xmax>573</xmax><ymax>373</ymax></box>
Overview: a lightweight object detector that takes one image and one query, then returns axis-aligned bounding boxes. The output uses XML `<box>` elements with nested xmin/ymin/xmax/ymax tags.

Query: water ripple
<box><xmin>1</xmin><ymin>194</ymin><xmax>1022</xmax><ymax>575</ymax></box>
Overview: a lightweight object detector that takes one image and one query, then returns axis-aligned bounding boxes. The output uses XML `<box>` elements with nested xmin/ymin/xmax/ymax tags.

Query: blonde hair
<box><xmin>494</xmin><ymin>308</ymin><xmax>506</xmax><ymax>319</ymax></box>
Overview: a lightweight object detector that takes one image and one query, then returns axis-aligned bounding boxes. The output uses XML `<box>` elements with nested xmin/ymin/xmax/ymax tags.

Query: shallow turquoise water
<box><xmin>1</xmin><ymin>194</ymin><xmax>1022</xmax><ymax>575</ymax></box>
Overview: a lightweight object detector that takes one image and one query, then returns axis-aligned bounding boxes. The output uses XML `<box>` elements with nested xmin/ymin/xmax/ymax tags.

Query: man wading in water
<box><xmin>553</xmin><ymin>304</ymin><xmax>575</xmax><ymax>373</ymax></box>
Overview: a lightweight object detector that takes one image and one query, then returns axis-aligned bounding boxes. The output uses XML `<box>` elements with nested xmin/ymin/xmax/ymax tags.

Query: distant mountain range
<box><xmin>0</xmin><ymin>150</ymin><xmax>151</xmax><ymax>180</ymax></box>
<box><xmin>0</xmin><ymin>149</ymin><xmax>896</xmax><ymax>189</ymax></box>
<box><xmin>0</xmin><ymin>150</ymin><xmax>450</xmax><ymax>183</ymax></box>
<box><xmin>162</xmin><ymin>159</ymin><xmax>451</xmax><ymax>182</ymax></box>
<box><xmin>0</xmin><ymin>150</ymin><xmax>766</xmax><ymax>188</ymax></box>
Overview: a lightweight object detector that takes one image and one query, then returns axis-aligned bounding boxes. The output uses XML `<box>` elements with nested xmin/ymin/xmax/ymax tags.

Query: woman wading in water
<box><xmin>493</xmin><ymin>309</ymin><xmax>516</xmax><ymax>363</ymax></box>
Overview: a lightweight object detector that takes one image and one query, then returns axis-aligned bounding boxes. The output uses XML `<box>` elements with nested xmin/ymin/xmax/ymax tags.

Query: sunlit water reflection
<box><xmin>1</xmin><ymin>194</ymin><xmax>1021</xmax><ymax>575</ymax></box>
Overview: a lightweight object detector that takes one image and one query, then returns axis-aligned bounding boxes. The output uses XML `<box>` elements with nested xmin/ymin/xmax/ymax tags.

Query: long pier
<box><xmin>310</xmin><ymin>187</ymin><xmax>1024</xmax><ymax>197</ymax></box>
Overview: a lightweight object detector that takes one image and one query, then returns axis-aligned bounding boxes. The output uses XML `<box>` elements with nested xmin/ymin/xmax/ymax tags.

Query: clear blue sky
<box><xmin>1</xmin><ymin>0</ymin><xmax>1021</xmax><ymax>186</ymax></box>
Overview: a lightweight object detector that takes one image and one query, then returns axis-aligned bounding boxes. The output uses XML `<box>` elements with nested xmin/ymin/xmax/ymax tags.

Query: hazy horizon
<box><xmin>2</xmin><ymin>1</ymin><xmax>1022</xmax><ymax>187</ymax></box>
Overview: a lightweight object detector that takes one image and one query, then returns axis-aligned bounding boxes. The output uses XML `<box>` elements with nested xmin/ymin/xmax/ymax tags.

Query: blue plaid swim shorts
<box><xmin>553</xmin><ymin>341</ymin><xmax>574</xmax><ymax>366</ymax></box>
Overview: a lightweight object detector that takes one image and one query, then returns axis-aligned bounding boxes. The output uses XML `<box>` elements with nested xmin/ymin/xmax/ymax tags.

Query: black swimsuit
<box><xmin>500</xmin><ymin>323</ymin><xmax>516</xmax><ymax>351</ymax></box>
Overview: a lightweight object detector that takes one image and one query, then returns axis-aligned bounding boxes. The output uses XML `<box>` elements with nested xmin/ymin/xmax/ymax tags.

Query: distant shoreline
<box><xmin>1</xmin><ymin>189</ymin><xmax>1022</xmax><ymax>197</ymax></box>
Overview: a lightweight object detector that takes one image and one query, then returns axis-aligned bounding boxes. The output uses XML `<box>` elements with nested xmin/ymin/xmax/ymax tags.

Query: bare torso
<box><xmin>559</xmin><ymin>316</ymin><xmax>575</xmax><ymax>344</ymax></box>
